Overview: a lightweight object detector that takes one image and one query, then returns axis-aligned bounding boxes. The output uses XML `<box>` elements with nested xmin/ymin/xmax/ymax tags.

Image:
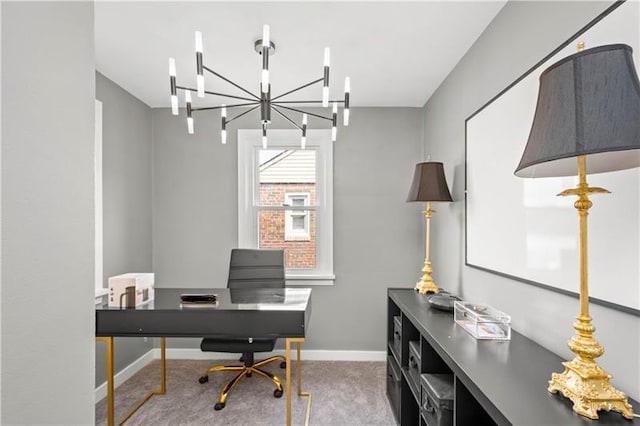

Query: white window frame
<box><xmin>284</xmin><ymin>192</ymin><xmax>310</xmax><ymax>241</ymax></box>
<box><xmin>238</xmin><ymin>129</ymin><xmax>334</xmax><ymax>285</ymax></box>
<box><xmin>94</xmin><ymin>100</ymin><xmax>107</xmax><ymax>304</ymax></box>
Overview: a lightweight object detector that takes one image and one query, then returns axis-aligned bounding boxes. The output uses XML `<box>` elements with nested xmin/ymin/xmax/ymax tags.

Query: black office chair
<box><xmin>198</xmin><ymin>248</ymin><xmax>287</xmax><ymax>410</ymax></box>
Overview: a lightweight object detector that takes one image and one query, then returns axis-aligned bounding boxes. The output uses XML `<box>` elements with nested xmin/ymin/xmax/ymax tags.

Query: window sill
<box><xmin>95</xmin><ymin>288</ymin><xmax>108</xmax><ymax>305</ymax></box>
<box><xmin>286</xmin><ymin>274</ymin><xmax>335</xmax><ymax>286</ymax></box>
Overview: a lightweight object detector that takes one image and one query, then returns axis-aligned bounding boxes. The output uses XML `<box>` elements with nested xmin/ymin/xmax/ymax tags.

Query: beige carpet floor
<box><xmin>95</xmin><ymin>359</ymin><xmax>396</xmax><ymax>426</ymax></box>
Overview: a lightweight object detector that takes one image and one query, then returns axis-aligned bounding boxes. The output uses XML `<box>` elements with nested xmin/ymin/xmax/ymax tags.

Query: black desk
<box><xmin>387</xmin><ymin>288</ymin><xmax>639</xmax><ymax>425</ymax></box>
<box><xmin>96</xmin><ymin>287</ymin><xmax>312</xmax><ymax>426</ymax></box>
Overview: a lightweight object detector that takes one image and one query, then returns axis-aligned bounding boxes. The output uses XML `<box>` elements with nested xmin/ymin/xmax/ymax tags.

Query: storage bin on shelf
<box><xmin>387</xmin><ymin>355</ymin><xmax>401</xmax><ymax>420</ymax></box>
<box><xmin>408</xmin><ymin>340</ymin><xmax>421</xmax><ymax>387</ymax></box>
<box><xmin>421</xmin><ymin>373</ymin><xmax>454</xmax><ymax>426</ymax></box>
<box><xmin>392</xmin><ymin>315</ymin><xmax>402</xmax><ymax>360</ymax></box>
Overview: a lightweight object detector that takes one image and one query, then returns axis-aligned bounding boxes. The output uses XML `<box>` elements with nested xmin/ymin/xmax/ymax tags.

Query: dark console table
<box><xmin>387</xmin><ymin>288</ymin><xmax>639</xmax><ymax>425</ymax></box>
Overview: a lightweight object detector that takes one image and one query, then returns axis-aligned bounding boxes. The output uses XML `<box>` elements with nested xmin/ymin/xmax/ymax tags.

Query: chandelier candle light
<box><xmin>515</xmin><ymin>43</ymin><xmax>640</xmax><ymax>420</ymax></box>
<box><xmin>168</xmin><ymin>25</ymin><xmax>351</xmax><ymax>147</ymax></box>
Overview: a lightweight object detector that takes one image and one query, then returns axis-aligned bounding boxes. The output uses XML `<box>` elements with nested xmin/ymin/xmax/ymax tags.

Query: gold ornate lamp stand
<box><xmin>547</xmin><ymin>156</ymin><xmax>633</xmax><ymax>419</ymax></box>
<box><xmin>415</xmin><ymin>201</ymin><xmax>439</xmax><ymax>294</ymax></box>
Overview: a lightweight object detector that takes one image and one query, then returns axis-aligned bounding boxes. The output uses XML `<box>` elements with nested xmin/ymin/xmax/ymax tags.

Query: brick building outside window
<box><xmin>259</xmin><ymin>149</ymin><xmax>316</xmax><ymax>269</ymax></box>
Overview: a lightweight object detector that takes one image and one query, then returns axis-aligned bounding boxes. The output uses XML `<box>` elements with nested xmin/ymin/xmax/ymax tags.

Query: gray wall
<box><xmin>98</xmin><ymin>73</ymin><xmax>154</xmax><ymax>291</ymax></box>
<box><xmin>152</xmin><ymin>107</ymin><xmax>425</xmax><ymax>350</ymax></box>
<box><xmin>1</xmin><ymin>2</ymin><xmax>96</xmax><ymax>424</ymax></box>
<box><xmin>421</xmin><ymin>0</ymin><xmax>640</xmax><ymax>401</ymax></box>
<box><xmin>95</xmin><ymin>73</ymin><xmax>154</xmax><ymax>386</ymax></box>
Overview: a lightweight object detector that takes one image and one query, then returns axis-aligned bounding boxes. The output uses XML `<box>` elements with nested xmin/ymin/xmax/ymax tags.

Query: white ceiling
<box><xmin>95</xmin><ymin>1</ymin><xmax>506</xmax><ymax>108</ymax></box>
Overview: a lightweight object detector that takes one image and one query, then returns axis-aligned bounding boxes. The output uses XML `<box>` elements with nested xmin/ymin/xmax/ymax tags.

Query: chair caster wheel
<box><xmin>198</xmin><ymin>375</ymin><xmax>208</xmax><ymax>384</ymax></box>
<box><xmin>274</xmin><ymin>389</ymin><xmax>283</xmax><ymax>398</ymax></box>
<box><xmin>214</xmin><ymin>402</ymin><xmax>225</xmax><ymax>410</ymax></box>
<box><xmin>280</xmin><ymin>361</ymin><xmax>286</xmax><ymax>369</ymax></box>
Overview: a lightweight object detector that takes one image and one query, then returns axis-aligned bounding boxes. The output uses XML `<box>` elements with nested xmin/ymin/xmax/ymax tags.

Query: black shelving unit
<box><xmin>386</xmin><ymin>288</ymin><xmax>640</xmax><ymax>426</ymax></box>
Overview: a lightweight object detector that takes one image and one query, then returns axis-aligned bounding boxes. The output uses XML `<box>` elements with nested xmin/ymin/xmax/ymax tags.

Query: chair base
<box><xmin>199</xmin><ymin>355</ymin><xmax>286</xmax><ymax>410</ymax></box>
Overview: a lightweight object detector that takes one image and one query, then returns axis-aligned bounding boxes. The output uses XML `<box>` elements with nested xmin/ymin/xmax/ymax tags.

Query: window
<box><xmin>285</xmin><ymin>193</ymin><xmax>310</xmax><ymax>241</ymax></box>
<box><xmin>95</xmin><ymin>100</ymin><xmax>106</xmax><ymax>301</ymax></box>
<box><xmin>238</xmin><ymin>129</ymin><xmax>334</xmax><ymax>285</ymax></box>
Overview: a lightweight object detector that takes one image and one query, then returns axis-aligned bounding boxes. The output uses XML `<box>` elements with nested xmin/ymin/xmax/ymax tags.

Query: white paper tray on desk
<box><xmin>454</xmin><ymin>301</ymin><xmax>511</xmax><ymax>341</ymax></box>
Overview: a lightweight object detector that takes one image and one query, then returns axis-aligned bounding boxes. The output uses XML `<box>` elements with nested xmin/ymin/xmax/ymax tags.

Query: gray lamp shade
<box><xmin>407</xmin><ymin>162</ymin><xmax>453</xmax><ymax>202</ymax></box>
<box><xmin>515</xmin><ymin>44</ymin><xmax>640</xmax><ymax>178</ymax></box>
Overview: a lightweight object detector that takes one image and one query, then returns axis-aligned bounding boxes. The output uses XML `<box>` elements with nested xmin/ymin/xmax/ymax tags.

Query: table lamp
<box><xmin>515</xmin><ymin>43</ymin><xmax>640</xmax><ymax>419</ymax></box>
<box><xmin>407</xmin><ymin>161</ymin><xmax>453</xmax><ymax>294</ymax></box>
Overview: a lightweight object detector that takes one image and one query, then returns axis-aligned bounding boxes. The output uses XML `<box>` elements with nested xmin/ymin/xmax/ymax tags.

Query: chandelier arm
<box><xmin>175</xmin><ymin>86</ymin><xmax>257</xmax><ymax>103</ymax></box>
<box><xmin>225</xmin><ymin>105</ymin><xmax>260</xmax><ymax>125</ymax></box>
<box><xmin>271</xmin><ymin>104</ymin><xmax>333</xmax><ymax>122</ymax></box>
<box><xmin>271</xmin><ymin>106</ymin><xmax>303</xmax><ymax>131</ymax></box>
<box><xmin>274</xmin><ymin>100</ymin><xmax>345</xmax><ymax>104</ymax></box>
<box><xmin>192</xmin><ymin>102</ymin><xmax>259</xmax><ymax>112</ymax></box>
<box><xmin>204</xmin><ymin>92</ymin><xmax>258</xmax><ymax>102</ymax></box>
<box><xmin>271</xmin><ymin>77</ymin><xmax>324</xmax><ymax>102</ymax></box>
<box><xmin>202</xmin><ymin>65</ymin><xmax>260</xmax><ymax>100</ymax></box>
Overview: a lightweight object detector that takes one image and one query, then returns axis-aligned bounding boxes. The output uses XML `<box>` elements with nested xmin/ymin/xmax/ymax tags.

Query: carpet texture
<box><xmin>95</xmin><ymin>359</ymin><xmax>396</xmax><ymax>426</ymax></box>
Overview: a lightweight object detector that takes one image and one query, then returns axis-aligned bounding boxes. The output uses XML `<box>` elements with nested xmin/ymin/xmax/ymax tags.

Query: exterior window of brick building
<box><xmin>259</xmin><ymin>149</ymin><xmax>316</xmax><ymax>269</ymax></box>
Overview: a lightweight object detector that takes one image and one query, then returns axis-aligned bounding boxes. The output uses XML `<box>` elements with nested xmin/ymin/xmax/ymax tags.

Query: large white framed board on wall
<box><xmin>465</xmin><ymin>0</ymin><xmax>640</xmax><ymax>316</ymax></box>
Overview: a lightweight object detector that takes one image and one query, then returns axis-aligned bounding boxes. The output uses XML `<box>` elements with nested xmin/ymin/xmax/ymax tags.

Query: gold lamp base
<box><xmin>548</xmin><ymin>314</ymin><xmax>633</xmax><ymax>419</ymax></box>
<box><xmin>549</xmin><ymin>357</ymin><xmax>634</xmax><ymax>419</ymax></box>
<box><xmin>415</xmin><ymin>260</ymin><xmax>439</xmax><ymax>294</ymax></box>
<box><xmin>546</xmin><ymin>160</ymin><xmax>635</xmax><ymax>420</ymax></box>
<box><xmin>414</xmin><ymin>202</ymin><xmax>441</xmax><ymax>295</ymax></box>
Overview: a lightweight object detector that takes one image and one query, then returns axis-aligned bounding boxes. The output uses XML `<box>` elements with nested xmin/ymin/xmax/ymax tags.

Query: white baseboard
<box><xmin>95</xmin><ymin>349</ymin><xmax>155</xmax><ymax>402</ymax></box>
<box><xmin>95</xmin><ymin>348</ymin><xmax>386</xmax><ymax>400</ymax></box>
<box><xmin>160</xmin><ymin>348</ymin><xmax>386</xmax><ymax>362</ymax></box>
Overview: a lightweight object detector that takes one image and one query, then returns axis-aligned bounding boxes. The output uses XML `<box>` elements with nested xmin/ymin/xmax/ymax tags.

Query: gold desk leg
<box><xmin>97</xmin><ymin>337</ymin><xmax>167</xmax><ymax>426</ymax></box>
<box><xmin>285</xmin><ymin>337</ymin><xmax>311</xmax><ymax>426</ymax></box>
<box><xmin>296</xmin><ymin>340</ymin><xmax>311</xmax><ymax>426</ymax></box>
<box><xmin>96</xmin><ymin>337</ymin><xmax>114</xmax><ymax>426</ymax></box>
<box><xmin>286</xmin><ymin>339</ymin><xmax>292</xmax><ymax>426</ymax></box>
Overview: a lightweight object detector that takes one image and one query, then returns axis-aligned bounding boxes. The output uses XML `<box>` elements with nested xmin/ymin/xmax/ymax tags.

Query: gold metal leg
<box><xmin>160</xmin><ymin>337</ymin><xmax>166</xmax><ymax>394</ymax></box>
<box><xmin>96</xmin><ymin>337</ymin><xmax>114</xmax><ymax>426</ymax></box>
<box><xmin>200</xmin><ymin>354</ymin><xmax>285</xmax><ymax>409</ymax></box>
<box><xmin>218</xmin><ymin>369</ymin><xmax>250</xmax><ymax>404</ymax></box>
<box><xmin>203</xmin><ymin>365</ymin><xmax>245</xmax><ymax>375</ymax></box>
<box><xmin>251</xmin><ymin>367</ymin><xmax>284</xmax><ymax>390</ymax></box>
<box><xmin>285</xmin><ymin>337</ymin><xmax>311</xmax><ymax>426</ymax></box>
<box><xmin>253</xmin><ymin>354</ymin><xmax>286</xmax><ymax>369</ymax></box>
<box><xmin>296</xmin><ymin>341</ymin><xmax>311</xmax><ymax>426</ymax></box>
<box><xmin>97</xmin><ymin>336</ymin><xmax>167</xmax><ymax>426</ymax></box>
<box><xmin>286</xmin><ymin>339</ymin><xmax>292</xmax><ymax>426</ymax></box>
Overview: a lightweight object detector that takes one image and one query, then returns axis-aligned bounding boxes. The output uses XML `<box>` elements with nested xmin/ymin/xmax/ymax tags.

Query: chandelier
<box><xmin>168</xmin><ymin>25</ymin><xmax>351</xmax><ymax>149</ymax></box>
